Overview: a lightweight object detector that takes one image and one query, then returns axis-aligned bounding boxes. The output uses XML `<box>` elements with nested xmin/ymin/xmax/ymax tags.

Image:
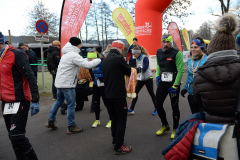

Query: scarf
<box><xmin>0</xmin><ymin>45</ymin><xmax>9</xmax><ymax>63</ymax></box>
<box><xmin>192</xmin><ymin>53</ymin><xmax>203</xmax><ymax>61</ymax></box>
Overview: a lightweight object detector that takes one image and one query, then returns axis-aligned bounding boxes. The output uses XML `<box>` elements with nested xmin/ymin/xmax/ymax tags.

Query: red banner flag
<box><xmin>168</xmin><ymin>22</ymin><xmax>182</xmax><ymax>51</ymax></box>
<box><xmin>59</xmin><ymin>0</ymin><xmax>91</xmax><ymax>53</ymax></box>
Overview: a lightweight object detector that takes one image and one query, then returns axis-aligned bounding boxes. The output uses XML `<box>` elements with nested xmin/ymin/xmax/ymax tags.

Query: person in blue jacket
<box><xmin>88</xmin><ymin>50</ymin><xmax>112</xmax><ymax>128</ymax></box>
<box><xmin>181</xmin><ymin>37</ymin><xmax>207</xmax><ymax>114</ymax></box>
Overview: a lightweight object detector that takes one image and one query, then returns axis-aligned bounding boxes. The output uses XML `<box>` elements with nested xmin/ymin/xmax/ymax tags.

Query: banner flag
<box><xmin>59</xmin><ymin>0</ymin><xmax>91</xmax><ymax>53</ymax></box>
<box><xmin>182</xmin><ymin>28</ymin><xmax>190</xmax><ymax>51</ymax></box>
<box><xmin>168</xmin><ymin>22</ymin><xmax>182</xmax><ymax>51</ymax></box>
<box><xmin>112</xmin><ymin>8</ymin><xmax>135</xmax><ymax>45</ymax></box>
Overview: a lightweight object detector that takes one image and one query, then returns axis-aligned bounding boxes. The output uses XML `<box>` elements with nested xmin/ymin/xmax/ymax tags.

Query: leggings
<box><xmin>130</xmin><ymin>78</ymin><xmax>156</xmax><ymax>110</ymax></box>
<box><xmin>155</xmin><ymin>82</ymin><xmax>180</xmax><ymax>129</ymax></box>
<box><xmin>93</xmin><ymin>85</ymin><xmax>111</xmax><ymax>120</ymax></box>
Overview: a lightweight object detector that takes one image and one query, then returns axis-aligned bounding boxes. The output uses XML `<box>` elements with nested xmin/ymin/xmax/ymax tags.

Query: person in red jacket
<box><xmin>0</xmin><ymin>32</ymin><xmax>40</xmax><ymax>160</ymax></box>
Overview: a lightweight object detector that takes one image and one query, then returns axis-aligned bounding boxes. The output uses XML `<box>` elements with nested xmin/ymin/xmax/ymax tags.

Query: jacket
<box><xmin>156</xmin><ymin>47</ymin><xmax>184</xmax><ymax>86</ymax></box>
<box><xmin>48</xmin><ymin>46</ymin><xmax>61</xmax><ymax>71</ymax></box>
<box><xmin>184</xmin><ymin>54</ymin><xmax>207</xmax><ymax>95</ymax></box>
<box><xmin>193</xmin><ymin>50</ymin><xmax>240</xmax><ymax>124</ymax></box>
<box><xmin>0</xmin><ymin>46</ymin><xmax>39</xmax><ymax>102</ymax></box>
<box><xmin>92</xmin><ymin>62</ymin><xmax>104</xmax><ymax>86</ymax></box>
<box><xmin>25</xmin><ymin>49</ymin><xmax>38</xmax><ymax>72</ymax></box>
<box><xmin>162</xmin><ymin>112</ymin><xmax>205</xmax><ymax>160</ymax></box>
<box><xmin>102</xmin><ymin>49</ymin><xmax>132</xmax><ymax>98</ymax></box>
<box><xmin>55</xmin><ymin>42</ymin><xmax>101</xmax><ymax>88</ymax></box>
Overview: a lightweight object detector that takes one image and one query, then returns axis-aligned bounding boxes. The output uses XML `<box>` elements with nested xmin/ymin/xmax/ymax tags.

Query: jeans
<box><xmin>2</xmin><ymin>101</ymin><xmax>38</xmax><ymax>160</ymax></box>
<box><xmin>107</xmin><ymin>98</ymin><xmax>128</xmax><ymax>151</ymax></box>
<box><xmin>52</xmin><ymin>73</ymin><xmax>57</xmax><ymax>98</ymax></box>
<box><xmin>49</xmin><ymin>88</ymin><xmax>76</xmax><ymax>126</ymax></box>
<box><xmin>155</xmin><ymin>82</ymin><xmax>180</xmax><ymax>129</ymax></box>
<box><xmin>130</xmin><ymin>78</ymin><xmax>156</xmax><ymax>110</ymax></box>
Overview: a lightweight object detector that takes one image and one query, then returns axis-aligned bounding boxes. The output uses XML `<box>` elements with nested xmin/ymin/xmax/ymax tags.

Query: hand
<box><xmin>31</xmin><ymin>103</ymin><xmax>40</xmax><ymax>116</ymax></box>
<box><xmin>135</xmin><ymin>67</ymin><xmax>142</xmax><ymax>73</ymax></box>
<box><xmin>156</xmin><ymin>76</ymin><xmax>161</xmax><ymax>87</ymax></box>
<box><xmin>168</xmin><ymin>86</ymin><xmax>178</xmax><ymax>98</ymax></box>
<box><xmin>181</xmin><ymin>89</ymin><xmax>188</xmax><ymax>97</ymax></box>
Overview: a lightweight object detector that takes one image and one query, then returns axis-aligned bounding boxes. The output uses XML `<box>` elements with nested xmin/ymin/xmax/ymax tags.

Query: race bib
<box><xmin>161</xmin><ymin>72</ymin><xmax>173</xmax><ymax>82</ymax></box>
<box><xmin>97</xmin><ymin>79</ymin><xmax>104</xmax><ymax>87</ymax></box>
<box><xmin>3</xmin><ymin>102</ymin><xmax>20</xmax><ymax>115</ymax></box>
<box><xmin>137</xmin><ymin>73</ymin><xmax>142</xmax><ymax>80</ymax></box>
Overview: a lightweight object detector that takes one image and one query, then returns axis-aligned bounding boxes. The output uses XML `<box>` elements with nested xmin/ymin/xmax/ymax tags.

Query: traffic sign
<box><xmin>35</xmin><ymin>34</ymin><xmax>49</xmax><ymax>42</ymax></box>
<box><xmin>36</xmin><ymin>20</ymin><xmax>48</xmax><ymax>34</ymax></box>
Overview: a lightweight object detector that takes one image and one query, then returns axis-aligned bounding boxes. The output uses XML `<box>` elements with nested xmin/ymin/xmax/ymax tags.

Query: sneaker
<box><xmin>114</xmin><ymin>144</ymin><xmax>132</xmax><ymax>155</ymax></box>
<box><xmin>152</xmin><ymin>108</ymin><xmax>158</xmax><ymax>115</ymax></box>
<box><xmin>105</xmin><ymin>120</ymin><xmax>111</xmax><ymax>128</ymax></box>
<box><xmin>67</xmin><ymin>124</ymin><xmax>83</xmax><ymax>134</ymax></box>
<box><xmin>92</xmin><ymin>120</ymin><xmax>100</xmax><ymax>128</ymax></box>
<box><xmin>128</xmin><ymin>109</ymin><xmax>134</xmax><ymax>115</ymax></box>
<box><xmin>156</xmin><ymin>125</ymin><xmax>170</xmax><ymax>136</ymax></box>
<box><xmin>45</xmin><ymin>120</ymin><xmax>57</xmax><ymax>130</ymax></box>
<box><xmin>171</xmin><ymin>129</ymin><xmax>176</xmax><ymax>139</ymax></box>
<box><xmin>52</xmin><ymin>97</ymin><xmax>57</xmax><ymax>101</ymax></box>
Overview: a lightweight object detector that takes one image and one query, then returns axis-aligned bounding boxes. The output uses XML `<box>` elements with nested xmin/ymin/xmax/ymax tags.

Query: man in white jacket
<box><xmin>45</xmin><ymin>37</ymin><xmax>101</xmax><ymax>134</ymax></box>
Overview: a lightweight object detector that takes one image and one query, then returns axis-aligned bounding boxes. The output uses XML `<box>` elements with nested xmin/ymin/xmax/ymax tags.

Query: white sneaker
<box><xmin>92</xmin><ymin>120</ymin><xmax>100</xmax><ymax>128</ymax></box>
<box><xmin>105</xmin><ymin>120</ymin><xmax>111</xmax><ymax>128</ymax></box>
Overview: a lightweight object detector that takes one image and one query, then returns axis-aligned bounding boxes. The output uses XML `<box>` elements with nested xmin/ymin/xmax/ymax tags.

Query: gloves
<box><xmin>135</xmin><ymin>67</ymin><xmax>142</xmax><ymax>73</ymax></box>
<box><xmin>31</xmin><ymin>103</ymin><xmax>40</xmax><ymax>116</ymax></box>
<box><xmin>156</xmin><ymin>76</ymin><xmax>161</xmax><ymax>87</ymax></box>
<box><xmin>168</xmin><ymin>86</ymin><xmax>178</xmax><ymax>98</ymax></box>
<box><xmin>181</xmin><ymin>89</ymin><xmax>188</xmax><ymax>97</ymax></box>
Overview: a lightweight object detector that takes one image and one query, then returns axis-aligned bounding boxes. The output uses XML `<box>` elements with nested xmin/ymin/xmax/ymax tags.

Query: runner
<box><xmin>128</xmin><ymin>46</ymin><xmax>157</xmax><ymax>115</ymax></box>
<box><xmin>88</xmin><ymin>50</ymin><xmax>112</xmax><ymax>128</ymax></box>
<box><xmin>155</xmin><ymin>34</ymin><xmax>184</xmax><ymax>139</ymax></box>
<box><xmin>0</xmin><ymin>32</ymin><xmax>39</xmax><ymax>159</ymax></box>
<box><xmin>102</xmin><ymin>40</ymin><xmax>132</xmax><ymax>154</ymax></box>
<box><xmin>127</xmin><ymin>37</ymin><xmax>139</xmax><ymax>67</ymax></box>
<box><xmin>181</xmin><ymin>37</ymin><xmax>207</xmax><ymax>114</ymax></box>
<box><xmin>45</xmin><ymin>37</ymin><xmax>101</xmax><ymax>134</ymax></box>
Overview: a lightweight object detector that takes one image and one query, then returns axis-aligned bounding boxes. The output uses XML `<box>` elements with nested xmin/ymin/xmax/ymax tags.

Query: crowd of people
<box><xmin>0</xmin><ymin>12</ymin><xmax>240</xmax><ymax>159</ymax></box>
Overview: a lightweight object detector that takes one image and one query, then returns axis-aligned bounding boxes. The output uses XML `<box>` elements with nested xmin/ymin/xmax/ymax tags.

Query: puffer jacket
<box><xmin>193</xmin><ymin>50</ymin><xmax>240</xmax><ymax>124</ymax></box>
<box><xmin>55</xmin><ymin>42</ymin><xmax>101</xmax><ymax>88</ymax></box>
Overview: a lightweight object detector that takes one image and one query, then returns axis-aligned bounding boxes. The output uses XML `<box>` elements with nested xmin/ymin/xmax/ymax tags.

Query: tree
<box><xmin>110</xmin><ymin>0</ymin><xmax>193</xmax><ymax>27</ymax></box>
<box><xmin>210</xmin><ymin>0</ymin><xmax>240</xmax><ymax>17</ymax></box>
<box><xmin>191</xmin><ymin>21</ymin><xmax>215</xmax><ymax>40</ymax></box>
<box><xmin>24</xmin><ymin>0</ymin><xmax>59</xmax><ymax>38</ymax></box>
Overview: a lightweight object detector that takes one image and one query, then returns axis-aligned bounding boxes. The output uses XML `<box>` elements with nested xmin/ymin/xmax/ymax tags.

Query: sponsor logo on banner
<box><xmin>64</xmin><ymin>0</ymin><xmax>88</xmax><ymax>29</ymax></box>
<box><xmin>115</xmin><ymin>13</ymin><xmax>133</xmax><ymax>36</ymax></box>
<box><xmin>135</xmin><ymin>22</ymin><xmax>152</xmax><ymax>36</ymax></box>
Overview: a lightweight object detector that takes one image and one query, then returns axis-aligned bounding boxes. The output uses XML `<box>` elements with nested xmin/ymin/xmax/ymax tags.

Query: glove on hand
<box><xmin>135</xmin><ymin>67</ymin><xmax>142</xmax><ymax>73</ymax></box>
<box><xmin>31</xmin><ymin>103</ymin><xmax>40</xmax><ymax>116</ymax></box>
<box><xmin>181</xmin><ymin>89</ymin><xmax>188</xmax><ymax>97</ymax></box>
<box><xmin>168</xmin><ymin>86</ymin><xmax>178</xmax><ymax>98</ymax></box>
<box><xmin>156</xmin><ymin>76</ymin><xmax>161</xmax><ymax>87</ymax></box>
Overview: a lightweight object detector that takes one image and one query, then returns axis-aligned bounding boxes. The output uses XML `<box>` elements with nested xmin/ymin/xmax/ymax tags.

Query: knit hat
<box><xmin>18</xmin><ymin>42</ymin><xmax>24</xmax><ymax>48</ymax></box>
<box><xmin>207</xmin><ymin>13</ymin><xmax>239</xmax><ymax>55</ymax></box>
<box><xmin>96</xmin><ymin>46</ymin><xmax>102</xmax><ymax>53</ymax></box>
<box><xmin>191</xmin><ymin>39</ymin><xmax>205</xmax><ymax>51</ymax></box>
<box><xmin>69</xmin><ymin>37</ymin><xmax>82</xmax><ymax>46</ymax></box>
<box><xmin>0</xmin><ymin>32</ymin><xmax>4</xmax><ymax>44</ymax></box>
<box><xmin>111</xmin><ymin>40</ymin><xmax>124</xmax><ymax>50</ymax></box>
<box><xmin>162</xmin><ymin>35</ymin><xmax>172</xmax><ymax>43</ymax></box>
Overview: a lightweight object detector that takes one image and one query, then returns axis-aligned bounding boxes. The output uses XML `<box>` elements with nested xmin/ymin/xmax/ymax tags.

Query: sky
<box><xmin>0</xmin><ymin>0</ymin><xmax>224</xmax><ymax>37</ymax></box>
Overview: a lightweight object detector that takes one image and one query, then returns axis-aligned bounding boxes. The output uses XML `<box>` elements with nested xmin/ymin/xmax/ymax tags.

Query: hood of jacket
<box><xmin>62</xmin><ymin>42</ymin><xmax>80</xmax><ymax>55</ymax></box>
<box><xmin>197</xmin><ymin>50</ymin><xmax>240</xmax><ymax>84</ymax></box>
<box><xmin>48</xmin><ymin>46</ymin><xmax>60</xmax><ymax>53</ymax></box>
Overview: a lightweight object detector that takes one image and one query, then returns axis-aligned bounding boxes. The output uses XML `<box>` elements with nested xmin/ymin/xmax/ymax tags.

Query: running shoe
<box><xmin>114</xmin><ymin>144</ymin><xmax>132</xmax><ymax>155</ymax></box>
<box><xmin>170</xmin><ymin>129</ymin><xmax>176</xmax><ymax>139</ymax></box>
<box><xmin>92</xmin><ymin>120</ymin><xmax>100</xmax><ymax>128</ymax></box>
<box><xmin>105</xmin><ymin>120</ymin><xmax>111</xmax><ymax>128</ymax></box>
<box><xmin>45</xmin><ymin>120</ymin><xmax>57</xmax><ymax>130</ymax></box>
<box><xmin>52</xmin><ymin>97</ymin><xmax>57</xmax><ymax>101</ymax></box>
<box><xmin>156</xmin><ymin>125</ymin><xmax>170</xmax><ymax>136</ymax></box>
<box><xmin>67</xmin><ymin>124</ymin><xmax>83</xmax><ymax>134</ymax></box>
<box><xmin>152</xmin><ymin>108</ymin><xmax>158</xmax><ymax>115</ymax></box>
<box><xmin>128</xmin><ymin>109</ymin><xmax>134</xmax><ymax>114</ymax></box>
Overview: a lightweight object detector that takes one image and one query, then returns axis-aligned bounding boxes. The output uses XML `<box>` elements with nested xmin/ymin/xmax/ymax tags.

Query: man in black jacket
<box><xmin>23</xmin><ymin>44</ymin><xmax>38</xmax><ymax>79</ymax></box>
<box><xmin>102</xmin><ymin>40</ymin><xmax>132</xmax><ymax>155</ymax></box>
<box><xmin>48</xmin><ymin>40</ymin><xmax>61</xmax><ymax>100</ymax></box>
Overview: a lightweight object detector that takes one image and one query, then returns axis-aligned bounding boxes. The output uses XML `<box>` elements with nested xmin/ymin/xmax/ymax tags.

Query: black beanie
<box><xmin>18</xmin><ymin>42</ymin><xmax>24</xmax><ymax>48</ymax></box>
<box><xmin>69</xmin><ymin>37</ymin><xmax>81</xmax><ymax>46</ymax></box>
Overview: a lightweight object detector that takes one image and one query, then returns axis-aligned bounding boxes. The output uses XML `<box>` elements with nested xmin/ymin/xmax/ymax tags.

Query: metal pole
<box><xmin>41</xmin><ymin>41</ymin><xmax>45</xmax><ymax>92</ymax></box>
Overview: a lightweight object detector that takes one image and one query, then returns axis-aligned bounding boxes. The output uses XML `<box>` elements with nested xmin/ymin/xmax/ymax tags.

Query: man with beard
<box><xmin>155</xmin><ymin>34</ymin><xmax>184</xmax><ymax>139</ymax></box>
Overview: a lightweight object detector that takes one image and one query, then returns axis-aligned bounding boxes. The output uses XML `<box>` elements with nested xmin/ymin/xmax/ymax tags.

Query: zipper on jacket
<box><xmin>73</xmin><ymin>76</ymin><xmax>77</xmax><ymax>85</ymax></box>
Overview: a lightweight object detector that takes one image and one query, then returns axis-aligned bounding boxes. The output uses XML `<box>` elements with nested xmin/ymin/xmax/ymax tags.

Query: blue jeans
<box><xmin>49</xmin><ymin>88</ymin><xmax>76</xmax><ymax>126</ymax></box>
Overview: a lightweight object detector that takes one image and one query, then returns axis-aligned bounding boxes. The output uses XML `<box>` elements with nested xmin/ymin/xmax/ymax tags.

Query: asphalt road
<box><xmin>0</xmin><ymin>73</ymin><xmax>190</xmax><ymax>160</ymax></box>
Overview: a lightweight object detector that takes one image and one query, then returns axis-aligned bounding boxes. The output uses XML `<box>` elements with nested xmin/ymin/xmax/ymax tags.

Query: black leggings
<box><xmin>130</xmin><ymin>78</ymin><xmax>156</xmax><ymax>110</ymax></box>
<box><xmin>155</xmin><ymin>82</ymin><xmax>180</xmax><ymax>129</ymax></box>
<box><xmin>93</xmin><ymin>85</ymin><xmax>111</xmax><ymax>120</ymax></box>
